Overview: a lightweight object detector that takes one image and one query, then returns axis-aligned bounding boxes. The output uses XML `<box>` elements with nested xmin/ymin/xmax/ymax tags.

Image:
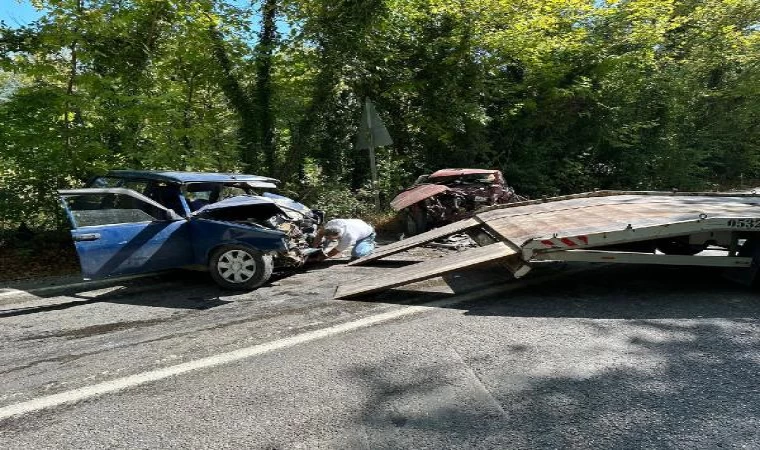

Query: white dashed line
<box><xmin>0</xmin><ymin>274</ymin><xmax>158</xmax><ymax>299</ymax></box>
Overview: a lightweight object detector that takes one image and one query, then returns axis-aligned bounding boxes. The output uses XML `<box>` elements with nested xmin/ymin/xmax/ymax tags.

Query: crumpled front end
<box><xmin>194</xmin><ymin>196</ymin><xmax>320</xmax><ymax>268</ymax></box>
<box><xmin>391</xmin><ymin>169</ymin><xmax>526</xmax><ymax>235</ymax></box>
<box><xmin>391</xmin><ymin>185</ymin><xmax>450</xmax><ymax>211</ymax></box>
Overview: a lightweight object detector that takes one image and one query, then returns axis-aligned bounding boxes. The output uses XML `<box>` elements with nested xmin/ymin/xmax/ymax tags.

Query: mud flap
<box><xmin>335</xmin><ymin>242</ymin><xmax>522</xmax><ymax>298</ymax></box>
<box><xmin>347</xmin><ymin>217</ymin><xmax>481</xmax><ymax>266</ymax></box>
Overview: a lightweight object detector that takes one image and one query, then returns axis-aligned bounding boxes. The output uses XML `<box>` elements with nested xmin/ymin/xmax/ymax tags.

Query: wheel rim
<box><xmin>217</xmin><ymin>249</ymin><xmax>256</xmax><ymax>283</ymax></box>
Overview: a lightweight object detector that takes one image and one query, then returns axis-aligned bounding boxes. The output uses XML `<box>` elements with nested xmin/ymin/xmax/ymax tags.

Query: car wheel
<box><xmin>209</xmin><ymin>245</ymin><xmax>273</xmax><ymax>290</ymax></box>
<box><xmin>404</xmin><ymin>206</ymin><xmax>427</xmax><ymax>236</ymax></box>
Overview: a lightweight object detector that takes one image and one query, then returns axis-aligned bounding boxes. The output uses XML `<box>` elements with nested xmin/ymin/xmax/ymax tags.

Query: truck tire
<box><xmin>656</xmin><ymin>239</ymin><xmax>706</xmax><ymax>256</ymax></box>
<box><xmin>209</xmin><ymin>245</ymin><xmax>273</xmax><ymax>290</ymax></box>
<box><xmin>737</xmin><ymin>239</ymin><xmax>760</xmax><ymax>287</ymax></box>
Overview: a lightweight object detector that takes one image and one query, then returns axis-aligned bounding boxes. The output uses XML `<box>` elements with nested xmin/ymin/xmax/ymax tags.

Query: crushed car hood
<box><xmin>194</xmin><ymin>195</ymin><xmax>277</xmax><ymax>213</ymax></box>
<box><xmin>194</xmin><ymin>194</ymin><xmax>310</xmax><ymax>221</ymax></box>
<box><xmin>390</xmin><ymin>184</ymin><xmax>450</xmax><ymax>211</ymax></box>
<box><xmin>261</xmin><ymin>192</ymin><xmax>312</xmax><ymax>217</ymax></box>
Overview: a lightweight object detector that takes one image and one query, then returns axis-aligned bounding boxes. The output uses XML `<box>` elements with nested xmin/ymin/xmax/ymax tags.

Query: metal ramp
<box><xmin>334</xmin><ymin>242</ymin><xmax>517</xmax><ymax>298</ymax></box>
<box><xmin>335</xmin><ymin>191</ymin><xmax>760</xmax><ymax>298</ymax></box>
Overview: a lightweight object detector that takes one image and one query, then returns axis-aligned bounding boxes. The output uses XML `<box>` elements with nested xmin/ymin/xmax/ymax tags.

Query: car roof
<box><xmin>428</xmin><ymin>168</ymin><xmax>499</xmax><ymax>178</ymax></box>
<box><xmin>105</xmin><ymin>170</ymin><xmax>280</xmax><ymax>184</ymax></box>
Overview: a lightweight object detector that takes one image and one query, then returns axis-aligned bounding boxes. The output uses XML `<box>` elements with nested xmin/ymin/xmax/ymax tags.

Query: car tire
<box><xmin>404</xmin><ymin>206</ymin><xmax>427</xmax><ymax>236</ymax></box>
<box><xmin>209</xmin><ymin>245</ymin><xmax>273</xmax><ymax>290</ymax></box>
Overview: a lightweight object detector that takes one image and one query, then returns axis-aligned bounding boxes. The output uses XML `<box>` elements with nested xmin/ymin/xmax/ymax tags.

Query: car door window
<box><xmin>64</xmin><ymin>192</ymin><xmax>168</xmax><ymax>227</ymax></box>
<box><xmin>145</xmin><ymin>183</ymin><xmax>186</xmax><ymax>216</ymax></box>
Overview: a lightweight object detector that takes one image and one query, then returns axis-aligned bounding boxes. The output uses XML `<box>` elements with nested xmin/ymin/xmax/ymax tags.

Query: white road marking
<box><xmin>0</xmin><ymin>266</ymin><xmax>592</xmax><ymax>420</ymax></box>
<box><xmin>0</xmin><ymin>273</ymin><xmax>161</xmax><ymax>299</ymax></box>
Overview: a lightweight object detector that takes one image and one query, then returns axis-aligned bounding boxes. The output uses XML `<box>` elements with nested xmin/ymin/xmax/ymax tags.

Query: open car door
<box><xmin>58</xmin><ymin>188</ymin><xmax>193</xmax><ymax>279</ymax></box>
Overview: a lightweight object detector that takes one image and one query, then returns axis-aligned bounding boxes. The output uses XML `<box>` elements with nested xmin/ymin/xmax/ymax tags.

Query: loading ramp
<box><xmin>335</xmin><ymin>191</ymin><xmax>760</xmax><ymax>299</ymax></box>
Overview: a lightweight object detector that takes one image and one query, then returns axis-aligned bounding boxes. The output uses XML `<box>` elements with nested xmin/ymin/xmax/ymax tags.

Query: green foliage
<box><xmin>294</xmin><ymin>158</ymin><xmax>376</xmax><ymax>220</ymax></box>
<box><xmin>1</xmin><ymin>0</ymin><xmax>759</xmax><ymax>232</ymax></box>
<box><xmin>0</xmin><ymin>0</ymin><xmax>246</xmax><ymax>228</ymax></box>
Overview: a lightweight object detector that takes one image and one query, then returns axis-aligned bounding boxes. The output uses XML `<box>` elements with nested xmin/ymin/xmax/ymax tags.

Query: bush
<box><xmin>291</xmin><ymin>157</ymin><xmax>398</xmax><ymax>226</ymax></box>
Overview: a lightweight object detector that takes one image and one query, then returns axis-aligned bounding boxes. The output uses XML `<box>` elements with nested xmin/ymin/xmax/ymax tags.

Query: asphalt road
<box><xmin>1</xmin><ymin>255</ymin><xmax>759</xmax><ymax>449</ymax></box>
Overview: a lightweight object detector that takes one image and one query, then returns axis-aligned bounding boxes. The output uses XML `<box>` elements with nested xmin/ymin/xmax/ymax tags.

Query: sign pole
<box><xmin>366</xmin><ymin>100</ymin><xmax>380</xmax><ymax>210</ymax></box>
<box><xmin>357</xmin><ymin>97</ymin><xmax>391</xmax><ymax>211</ymax></box>
<box><xmin>369</xmin><ymin>147</ymin><xmax>380</xmax><ymax>210</ymax></box>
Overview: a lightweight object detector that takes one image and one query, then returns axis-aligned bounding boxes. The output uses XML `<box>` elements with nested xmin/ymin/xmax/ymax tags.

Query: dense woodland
<box><xmin>1</xmin><ymin>0</ymin><xmax>759</xmax><ymax>231</ymax></box>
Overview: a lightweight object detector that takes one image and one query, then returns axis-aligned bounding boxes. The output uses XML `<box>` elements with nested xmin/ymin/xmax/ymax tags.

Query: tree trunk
<box><xmin>255</xmin><ymin>0</ymin><xmax>278</xmax><ymax>177</ymax></box>
<box><xmin>281</xmin><ymin>50</ymin><xmax>337</xmax><ymax>181</ymax></box>
<box><xmin>182</xmin><ymin>72</ymin><xmax>196</xmax><ymax>163</ymax></box>
<box><xmin>209</xmin><ymin>25</ymin><xmax>260</xmax><ymax>170</ymax></box>
<box><xmin>63</xmin><ymin>0</ymin><xmax>83</xmax><ymax>162</ymax></box>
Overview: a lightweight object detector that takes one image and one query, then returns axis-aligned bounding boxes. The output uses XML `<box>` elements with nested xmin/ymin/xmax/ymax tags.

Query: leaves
<box><xmin>0</xmin><ymin>0</ymin><xmax>759</xmax><ymax>231</ymax></box>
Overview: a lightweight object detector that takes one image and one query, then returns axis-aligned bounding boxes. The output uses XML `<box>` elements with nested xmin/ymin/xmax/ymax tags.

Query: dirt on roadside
<box><xmin>0</xmin><ymin>234</ymin><xmax>81</xmax><ymax>283</ymax></box>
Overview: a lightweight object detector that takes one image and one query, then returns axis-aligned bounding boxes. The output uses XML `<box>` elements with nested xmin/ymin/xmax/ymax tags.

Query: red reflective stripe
<box><xmin>577</xmin><ymin>235</ymin><xmax>588</xmax><ymax>244</ymax></box>
<box><xmin>541</xmin><ymin>240</ymin><xmax>555</xmax><ymax>247</ymax></box>
<box><xmin>560</xmin><ymin>237</ymin><xmax>577</xmax><ymax>247</ymax></box>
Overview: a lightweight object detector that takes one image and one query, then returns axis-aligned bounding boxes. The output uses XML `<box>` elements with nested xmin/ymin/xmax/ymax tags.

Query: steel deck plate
<box><xmin>479</xmin><ymin>195</ymin><xmax>760</xmax><ymax>247</ymax></box>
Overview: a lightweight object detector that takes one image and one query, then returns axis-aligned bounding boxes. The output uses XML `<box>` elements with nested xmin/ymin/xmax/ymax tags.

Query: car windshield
<box><xmin>185</xmin><ymin>184</ymin><xmax>250</xmax><ymax>202</ymax></box>
<box><xmin>183</xmin><ymin>183</ymin><xmax>256</xmax><ymax>211</ymax></box>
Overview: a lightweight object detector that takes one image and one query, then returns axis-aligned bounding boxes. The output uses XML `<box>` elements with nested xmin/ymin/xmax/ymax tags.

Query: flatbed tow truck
<box><xmin>334</xmin><ymin>190</ymin><xmax>760</xmax><ymax>299</ymax></box>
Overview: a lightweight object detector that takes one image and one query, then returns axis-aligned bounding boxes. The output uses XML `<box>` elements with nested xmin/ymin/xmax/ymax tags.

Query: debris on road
<box><xmin>424</xmin><ymin>233</ymin><xmax>476</xmax><ymax>250</ymax></box>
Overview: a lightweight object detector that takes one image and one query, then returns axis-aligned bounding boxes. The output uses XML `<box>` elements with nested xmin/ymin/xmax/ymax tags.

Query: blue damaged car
<box><xmin>58</xmin><ymin>170</ymin><xmax>323</xmax><ymax>290</ymax></box>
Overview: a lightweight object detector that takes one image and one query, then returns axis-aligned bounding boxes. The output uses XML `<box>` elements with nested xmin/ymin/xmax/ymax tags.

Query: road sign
<box><xmin>357</xmin><ymin>98</ymin><xmax>393</xmax><ymax>209</ymax></box>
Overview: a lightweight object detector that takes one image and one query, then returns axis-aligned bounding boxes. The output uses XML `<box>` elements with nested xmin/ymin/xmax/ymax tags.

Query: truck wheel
<box><xmin>656</xmin><ymin>239</ymin><xmax>706</xmax><ymax>256</ymax></box>
<box><xmin>209</xmin><ymin>245</ymin><xmax>273</xmax><ymax>290</ymax></box>
<box><xmin>731</xmin><ymin>239</ymin><xmax>760</xmax><ymax>287</ymax></box>
<box><xmin>404</xmin><ymin>206</ymin><xmax>427</xmax><ymax>236</ymax></box>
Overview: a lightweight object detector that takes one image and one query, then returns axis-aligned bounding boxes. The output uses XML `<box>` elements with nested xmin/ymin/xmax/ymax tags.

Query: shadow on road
<box><xmin>344</xmin><ymin>265</ymin><xmax>760</xmax><ymax>447</ymax></box>
<box><xmin>0</xmin><ymin>256</ymin><xmax>422</xmax><ymax>318</ymax></box>
<box><xmin>458</xmin><ymin>264</ymin><xmax>760</xmax><ymax>320</ymax></box>
<box><xmin>347</xmin><ymin>315</ymin><xmax>760</xmax><ymax>447</ymax></box>
<box><xmin>364</xmin><ymin>263</ymin><xmax>760</xmax><ymax>320</ymax></box>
